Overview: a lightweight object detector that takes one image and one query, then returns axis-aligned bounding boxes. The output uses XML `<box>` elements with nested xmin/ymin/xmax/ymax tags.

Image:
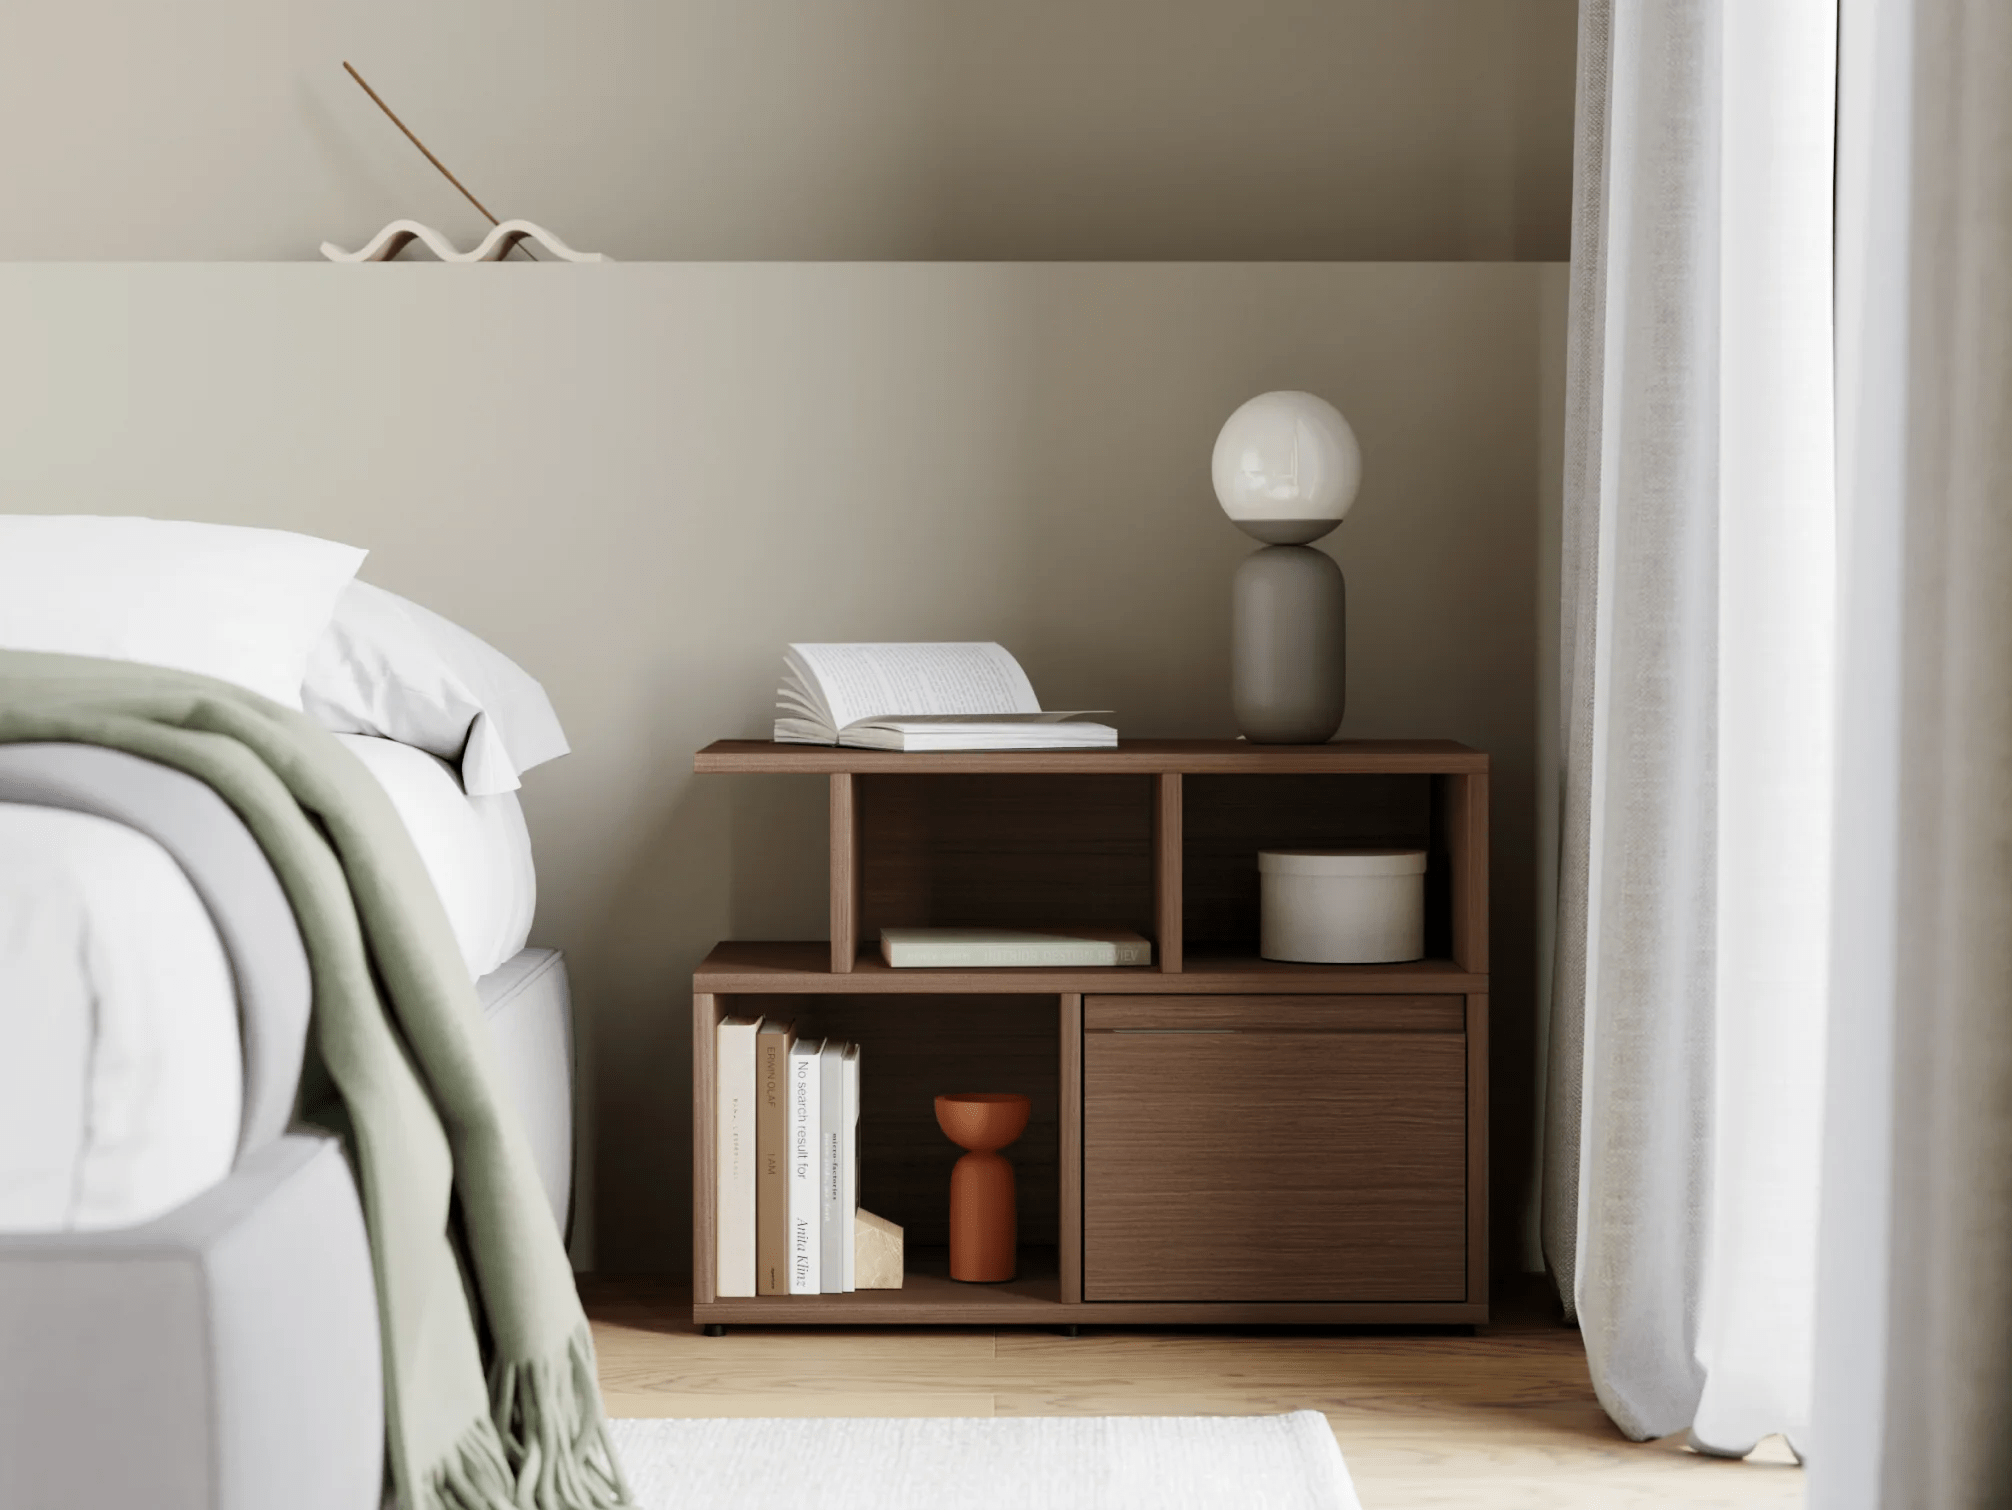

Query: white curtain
<box><xmin>1811</xmin><ymin>0</ymin><xmax>2012</xmax><ymax>1503</ymax></box>
<box><xmin>1542</xmin><ymin>0</ymin><xmax>1836</xmax><ymax>1453</ymax></box>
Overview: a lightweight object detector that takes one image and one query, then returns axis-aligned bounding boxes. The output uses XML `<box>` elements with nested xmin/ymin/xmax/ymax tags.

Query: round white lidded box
<box><xmin>1259</xmin><ymin>848</ymin><xmax>1428</xmax><ymax>963</ymax></box>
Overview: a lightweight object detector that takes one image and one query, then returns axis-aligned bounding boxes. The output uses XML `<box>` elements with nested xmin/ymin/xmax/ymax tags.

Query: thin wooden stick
<box><xmin>342</xmin><ymin>61</ymin><xmax>537</xmax><ymax>260</ymax></box>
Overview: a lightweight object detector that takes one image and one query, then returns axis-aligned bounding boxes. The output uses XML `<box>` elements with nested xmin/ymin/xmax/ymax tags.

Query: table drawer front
<box><xmin>1085</xmin><ymin>993</ymin><xmax>1463</xmax><ymax>1033</ymax></box>
<box><xmin>1083</xmin><ymin>1021</ymin><xmax>1467</xmax><ymax>1302</ymax></box>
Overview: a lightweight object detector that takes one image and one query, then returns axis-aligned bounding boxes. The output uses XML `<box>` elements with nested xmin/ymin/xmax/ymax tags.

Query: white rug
<box><xmin>609</xmin><ymin>1411</ymin><xmax>1360</xmax><ymax>1510</ymax></box>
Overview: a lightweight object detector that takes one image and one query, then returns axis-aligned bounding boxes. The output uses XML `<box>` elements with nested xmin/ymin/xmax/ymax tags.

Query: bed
<box><xmin>0</xmin><ymin>517</ymin><xmax>602</xmax><ymax>1510</ymax></box>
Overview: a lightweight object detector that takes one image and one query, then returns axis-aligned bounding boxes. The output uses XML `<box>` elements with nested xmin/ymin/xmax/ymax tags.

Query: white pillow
<box><xmin>0</xmin><ymin>516</ymin><xmax>366</xmax><ymax>708</ymax></box>
<box><xmin>335</xmin><ymin>734</ymin><xmax>537</xmax><ymax>981</ymax></box>
<box><xmin>301</xmin><ymin>580</ymin><xmax>569</xmax><ymax>795</ymax></box>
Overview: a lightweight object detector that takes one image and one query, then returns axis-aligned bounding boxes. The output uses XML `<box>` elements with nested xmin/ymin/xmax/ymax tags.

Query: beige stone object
<box><xmin>854</xmin><ymin>1209</ymin><xmax>904</xmax><ymax>1289</ymax></box>
<box><xmin>320</xmin><ymin>218</ymin><xmax>607</xmax><ymax>263</ymax></box>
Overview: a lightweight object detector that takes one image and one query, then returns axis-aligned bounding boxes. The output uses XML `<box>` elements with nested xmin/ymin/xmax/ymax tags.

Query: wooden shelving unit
<box><xmin>691</xmin><ymin>738</ymin><xmax>1489</xmax><ymax>1329</ymax></box>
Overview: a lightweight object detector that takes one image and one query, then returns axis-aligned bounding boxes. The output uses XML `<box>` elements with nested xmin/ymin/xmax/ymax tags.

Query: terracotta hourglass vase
<box><xmin>934</xmin><ymin>1093</ymin><xmax>1031</xmax><ymax>1283</ymax></box>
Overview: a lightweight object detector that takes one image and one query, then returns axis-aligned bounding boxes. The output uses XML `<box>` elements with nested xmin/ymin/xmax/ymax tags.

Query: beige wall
<box><xmin>0</xmin><ymin>1</ymin><xmax>1575</xmax><ymax>261</ymax></box>
<box><xmin>0</xmin><ymin>262</ymin><xmax>1561</xmax><ymax>1271</ymax></box>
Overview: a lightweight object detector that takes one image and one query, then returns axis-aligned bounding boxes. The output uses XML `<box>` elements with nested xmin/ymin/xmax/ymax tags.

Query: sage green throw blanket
<box><xmin>0</xmin><ymin>651</ymin><xmax>630</xmax><ymax>1510</ymax></box>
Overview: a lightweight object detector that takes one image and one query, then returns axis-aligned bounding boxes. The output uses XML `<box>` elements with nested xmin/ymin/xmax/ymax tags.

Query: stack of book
<box><xmin>715</xmin><ymin>1018</ymin><xmax>861</xmax><ymax>1297</ymax></box>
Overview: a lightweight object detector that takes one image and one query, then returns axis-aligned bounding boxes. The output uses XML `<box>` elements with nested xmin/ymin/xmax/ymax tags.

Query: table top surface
<box><xmin>695</xmin><ymin>737</ymin><xmax>1487</xmax><ymax>775</ymax></box>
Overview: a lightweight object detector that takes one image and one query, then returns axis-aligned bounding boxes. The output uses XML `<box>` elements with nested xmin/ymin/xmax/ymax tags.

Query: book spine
<box><xmin>788</xmin><ymin>1044</ymin><xmax>822</xmax><ymax>1296</ymax></box>
<box><xmin>715</xmin><ymin>1019</ymin><xmax>759</xmax><ymax>1297</ymax></box>
<box><xmin>819</xmin><ymin>1043</ymin><xmax>845</xmax><ymax>1294</ymax></box>
<box><xmin>842</xmin><ymin>1046</ymin><xmax>860</xmax><ymax>1292</ymax></box>
<box><xmin>755</xmin><ymin>1026</ymin><xmax>792</xmax><ymax>1295</ymax></box>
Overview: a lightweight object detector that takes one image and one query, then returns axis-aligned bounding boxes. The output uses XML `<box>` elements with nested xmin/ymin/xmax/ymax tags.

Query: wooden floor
<box><xmin>584</xmin><ymin>1276</ymin><xmax>1804</xmax><ymax>1509</ymax></box>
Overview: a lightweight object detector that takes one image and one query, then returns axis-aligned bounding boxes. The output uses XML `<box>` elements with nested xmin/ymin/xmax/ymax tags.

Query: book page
<box><xmin>789</xmin><ymin>643</ymin><xmax>1040</xmax><ymax>728</ymax></box>
<box><xmin>777</xmin><ymin>652</ymin><xmax>830</xmax><ymax>726</ymax></box>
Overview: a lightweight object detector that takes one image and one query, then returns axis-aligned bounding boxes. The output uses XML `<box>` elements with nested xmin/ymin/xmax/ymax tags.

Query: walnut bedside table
<box><xmin>690</xmin><ymin>739</ymin><xmax>1488</xmax><ymax>1331</ymax></box>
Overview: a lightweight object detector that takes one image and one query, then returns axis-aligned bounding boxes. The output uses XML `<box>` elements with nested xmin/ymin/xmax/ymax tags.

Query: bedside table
<box><xmin>689</xmin><ymin>739</ymin><xmax>1488</xmax><ymax>1329</ymax></box>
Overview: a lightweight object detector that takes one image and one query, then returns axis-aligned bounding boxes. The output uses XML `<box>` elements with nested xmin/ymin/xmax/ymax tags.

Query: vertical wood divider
<box><xmin>1153</xmin><ymin>772</ymin><xmax>1183</xmax><ymax>973</ymax></box>
<box><xmin>1465</xmin><ymin>992</ymin><xmax>1490</xmax><ymax>1311</ymax></box>
<box><xmin>829</xmin><ymin>773</ymin><xmax>860</xmax><ymax>974</ymax></box>
<box><xmin>1447</xmin><ymin>772</ymin><xmax>1490</xmax><ymax>973</ymax></box>
<box><xmin>1059</xmin><ymin>991</ymin><xmax>1084</xmax><ymax>1303</ymax></box>
<box><xmin>692</xmin><ymin>990</ymin><xmax>719</xmax><ymax>1305</ymax></box>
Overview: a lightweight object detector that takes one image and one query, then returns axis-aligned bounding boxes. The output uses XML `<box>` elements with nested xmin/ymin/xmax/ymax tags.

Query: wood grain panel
<box><xmin>857</xmin><ymin>774</ymin><xmax>1154</xmax><ymax>941</ymax></box>
<box><xmin>1442</xmin><ymin>773</ymin><xmax>1490</xmax><ymax>973</ymax></box>
<box><xmin>1466</xmin><ymin>993</ymin><xmax>1490</xmax><ymax>1308</ymax></box>
<box><xmin>697</xmin><ymin>738</ymin><xmax>1488</xmax><ymax>776</ymax></box>
<box><xmin>1182</xmin><ymin>773</ymin><xmax>1433</xmax><ymax>951</ymax></box>
<box><xmin>829</xmin><ymin>773</ymin><xmax>860</xmax><ymax>973</ymax></box>
<box><xmin>747</xmin><ymin>993</ymin><xmax>1061</xmax><ymax>1248</ymax></box>
<box><xmin>691</xmin><ymin>991</ymin><xmax>721</xmax><ymax>1305</ymax></box>
<box><xmin>1153</xmin><ymin>773</ymin><xmax>1183</xmax><ymax>973</ymax></box>
<box><xmin>1059</xmin><ymin>993</ymin><xmax>1083</xmax><ymax>1304</ymax></box>
<box><xmin>692</xmin><ymin>1294</ymin><xmax>1487</xmax><ymax>1326</ymax></box>
<box><xmin>688</xmin><ymin>1242</ymin><xmax>1486</xmax><ymax>1325</ymax></box>
<box><xmin>696</xmin><ymin>941</ymin><xmax>1486</xmax><ymax>996</ymax></box>
<box><xmin>1084</xmin><ymin>1031</ymin><xmax>1466</xmax><ymax>1301</ymax></box>
<box><xmin>1085</xmin><ymin>994</ymin><xmax>1464</xmax><ymax>1033</ymax></box>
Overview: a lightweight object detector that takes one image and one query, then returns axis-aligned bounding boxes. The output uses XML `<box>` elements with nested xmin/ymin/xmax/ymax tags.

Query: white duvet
<box><xmin>0</xmin><ymin>739</ymin><xmax>537</xmax><ymax>1233</ymax></box>
<box><xmin>0</xmin><ymin>806</ymin><xmax>242</xmax><ymax>1230</ymax></box>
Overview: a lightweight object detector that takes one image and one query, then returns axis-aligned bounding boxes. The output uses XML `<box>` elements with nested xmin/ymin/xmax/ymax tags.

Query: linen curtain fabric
<box><xmin>1810</xmin><ymin>1</ymin><xmax>2012</xmax><ymax>1504</ymax></box>
<box><xmin>1541</xmin><ymin>0</ymin><xmax>1836</xmax><ymax>1452</ymax></box>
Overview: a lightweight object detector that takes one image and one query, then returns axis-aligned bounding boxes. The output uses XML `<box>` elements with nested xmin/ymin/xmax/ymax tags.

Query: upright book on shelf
<box><xmin>754</xmin><ymin>1020</ymin><xmax>795</xmax><ymax>1295</ymax></box>
<box><xmin>714</xmin><ymin>1015</ymin><xmax>762</xmax><ymax>1298</ymax></box>
<box><xmin>787</xmin><ymin>1037</ymin><xmax>824</xmax><ymax>1295</ymax></box>
<box><xmin>841</xmin><ymin>1043</ymin><xmax>861</xmax><ymax>1292</ymax></box>
<box><xmin>773</xmin><ymin>642</ymin><xmax>1115</xmax><ymax>751</ymax></box>
<box><xmin>818</xmin><ymin>1040</ymin><xmax>849</xmax><ymax>1294</ymax></box>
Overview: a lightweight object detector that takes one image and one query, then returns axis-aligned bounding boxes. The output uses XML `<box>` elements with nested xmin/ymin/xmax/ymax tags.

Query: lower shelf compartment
<box><xmin>693</xmin><ymin>1246</ymin><xmax>1487</xmax><ymax>1328</ymax></box>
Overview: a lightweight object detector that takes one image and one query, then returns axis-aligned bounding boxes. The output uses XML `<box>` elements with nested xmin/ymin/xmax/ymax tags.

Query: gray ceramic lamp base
<box><xmin>1231</xmin><ymin>545</ymin><xmax>1346</xmax><ymax>743</ymax></box>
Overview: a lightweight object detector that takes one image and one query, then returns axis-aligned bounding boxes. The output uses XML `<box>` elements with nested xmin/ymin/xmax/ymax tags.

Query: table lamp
<box><xmin>1211</xmin><ymin>390</ymin><xmax>1361</xmax><ymax>743</ymax></box>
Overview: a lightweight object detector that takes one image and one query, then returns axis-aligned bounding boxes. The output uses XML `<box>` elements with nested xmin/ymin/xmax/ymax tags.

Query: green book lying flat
<box><xmin>879</xmin><ymin>927</ymin><xmax>1153</xmax><ymax>968</ymax></box>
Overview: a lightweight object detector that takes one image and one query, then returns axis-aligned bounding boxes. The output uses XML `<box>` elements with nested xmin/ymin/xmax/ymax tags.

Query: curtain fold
<box><xmin>1812</xmin><ymin>1</ymin><xmax>2012</xmax><ymax>1504</ymax></box>
<box><xmin>1543</xmin><ymin>0</ymin><xmax>1835</xmax><ymax>1451</ymax></box>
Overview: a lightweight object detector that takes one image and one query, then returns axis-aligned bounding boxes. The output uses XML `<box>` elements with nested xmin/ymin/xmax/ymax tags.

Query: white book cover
<box><xmin>841</xmin><ymin>1043</ymin><xmax>861</xmax><ymax>1292</ymax></box>
<box><xmin>839</xmin><ymin>717</ymin><xmax>1116</xmax><ymax>752</ymax></box>
<box><xmin>818</xmin><ymin>1041</ymin><xmax>848</xmax><ymax>1294</ymax></box>
<box><xmin>714</xmin><ymin>1015</ymin><xmax>762</xmax><ymax>1298</ymax></box>
<box><xmin>787</xmin><ymin>1038</ymin><xmax>823</xmax><ymax>1296</ymax></box>
<box><xmin>880</xmin><ymin>926</ymin><xmax>1153</xmax><ymax>969</ymax></box>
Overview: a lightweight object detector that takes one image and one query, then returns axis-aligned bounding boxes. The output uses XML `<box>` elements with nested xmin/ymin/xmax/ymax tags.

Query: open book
<box><xmin>774</xmin><ymin>643</ymin><xmax>1116</xmax><ymax>751</ymax></box>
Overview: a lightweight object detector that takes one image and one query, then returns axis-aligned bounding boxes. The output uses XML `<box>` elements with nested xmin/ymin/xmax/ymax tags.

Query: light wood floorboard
<box><xmin>584</xmin><ymin>1277</ymin><xmax>1803</xmax><ymax>1508</ymax></box>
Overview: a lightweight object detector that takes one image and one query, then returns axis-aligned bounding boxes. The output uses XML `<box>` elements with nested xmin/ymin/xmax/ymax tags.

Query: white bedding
<box><xmin>0</xmin><ymin>735</ymin><xmax>537</xmax><ymax>1234</ymax></box>
<box><xmin>0</xmin><ymin>806</ymin><xmax>242</xmax><ymax>1231</ymax></box>
<box><xmin>334</xmin><ymin>735</ymin><xmax>536</xmax><ymax>981</ymax></box>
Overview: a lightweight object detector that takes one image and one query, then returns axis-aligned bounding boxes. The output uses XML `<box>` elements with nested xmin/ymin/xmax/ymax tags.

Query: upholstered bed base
<box><xmin>0</xmin><ymin>949</ymin><xmax>574</xmax><ymax>1510</ymax></box>
<box><xmin>0</xmin><ymin>743</ymin><xmax>576</xmax><ymax>1510</ymax></box>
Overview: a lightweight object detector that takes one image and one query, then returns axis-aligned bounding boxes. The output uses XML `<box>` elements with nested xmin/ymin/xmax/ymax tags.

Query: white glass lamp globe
<box><xmin>1211</xmin><ymin>390</ymin><xmax>1362</xmax><ymax>545</ymax></box>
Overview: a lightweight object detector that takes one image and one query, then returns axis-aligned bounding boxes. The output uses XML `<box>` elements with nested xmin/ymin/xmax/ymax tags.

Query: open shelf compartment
<box><xmin>692</xmin><ymin>990</ymin><xmax>1075</xmax><ymax>1318</ymax></box>
<box><xmin>853</xmin><ymin>772</ymin><xmax>1158</xmax><ymax>956</ymax></box>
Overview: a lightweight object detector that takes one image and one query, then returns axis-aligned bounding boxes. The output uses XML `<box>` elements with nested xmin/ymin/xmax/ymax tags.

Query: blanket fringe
<box><xmin>425</xmin><ymin>1327</ymin><xmax>631</xmax><ymax>1510</ymax></box>
<box><xmin>491</xmin><ymin>1325</ymin><xmax>634</xmax><ymax>1509</ymax></box>
<box><xmin>428</xmin><ymin>1420</ymin><xmax>516</xmax><ymax>1510</ymax></box>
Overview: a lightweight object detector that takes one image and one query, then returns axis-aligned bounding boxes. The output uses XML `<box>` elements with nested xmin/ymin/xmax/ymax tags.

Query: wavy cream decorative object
<box><xmin>320</xmin><ymin>219</ymin><xmax>608</xmax><ymax>263</ymax></box>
